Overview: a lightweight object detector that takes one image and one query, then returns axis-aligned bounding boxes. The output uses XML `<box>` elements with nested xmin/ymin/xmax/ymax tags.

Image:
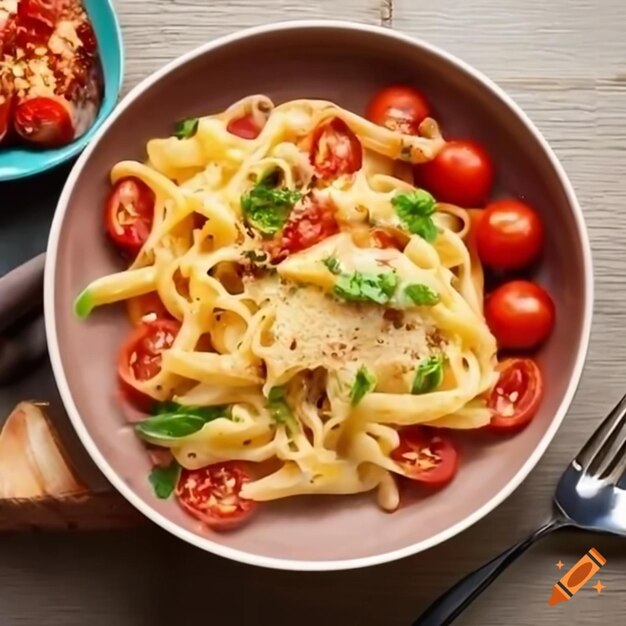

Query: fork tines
<box><xmin>575</xmin><ymin>392</ymin><xmax>626</xmax><ymax>483</ymax></box>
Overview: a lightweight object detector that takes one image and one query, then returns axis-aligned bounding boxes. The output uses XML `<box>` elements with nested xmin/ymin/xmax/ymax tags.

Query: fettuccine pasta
<box><xmin>76</xmin><ymin>90</ymin><xmax>549</xmax><ymax>530</ymax></box>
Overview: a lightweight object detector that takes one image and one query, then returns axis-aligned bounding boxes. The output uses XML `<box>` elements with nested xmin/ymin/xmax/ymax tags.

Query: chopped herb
<box><xmin>136</xmin><ymin>403</ymin><xmax>228</xmax><ymax>442</ymax></box>
<box><xmin>404</xmin><ymin>284</ymin><xmax>440</xmax><ymax>306</ymax></box>
<box><xmin>243</xmin><ymin>250</ymin><xmax>269</xmax><ymax>266</ymax></box>
<box><xmin>74</xmin><ymin>288</ymin><xmax>95</xmax><ymax>318</ymax></box>
<box><xmin>323</xmin><ymin>257</ymin><xmax>341</xmax><ymax>275</ymax></box>
<box><xmin>149</xmin><ymin>461</ymin><xmax>180</xmax><ymax>499</ymax></box>
<box><xmin>350</xmin><ymin>366</ymin><xmax>377</xmax><ymax>405</ymax></box>
<box><xmin>174</xmin><ymin>117</ymin><xmax>199</xmax><ymax>139</ymax></box>
<box><xmin>334</xmin><ymin>270</ymin><xmax>398</xmax><ymax>305</ymax></box>
<box><xmin>240</xmin><ymin>172</ymin><xmax>301</xmax><ymax>235</ymax></box>
<box><xmin>267</xmin><ymin>386</ymin><xmax>298</xmax><ymax>434</ymax></box>
<box><xmin>399</xmin><ymin>142</ymin><xmax>413</xmax><ymax>160</ymax></box>
<box><xmin>412</xmin><ymin>354</ymin><xmax>445</xmax><ymax>395</ymax></box>
<box><xmin>391</xmin><ymin>190</ymin><xmax>438</xmax><ymax>242</ymax></box>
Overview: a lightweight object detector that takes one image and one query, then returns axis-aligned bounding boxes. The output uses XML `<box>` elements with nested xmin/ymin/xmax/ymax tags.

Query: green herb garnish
<box><xmin>241</xmin><ymin>172</ymin><xmax>301</xmax><ymax>235</ymax></box>
<box><xmin>404</xmin><ymin>284</ymin><xmax>440</xmax><ymax>306</ymax></box>
<box><xmin>174</xmin><ymin>117</ymin><xmax>199</xmax><ymax>139</ymax></box>
<box><xmin>334</xmin><ymin>270</ymin><xmax>398</xmax><ymax>305</ymax></box>
<box><xmin>148</xmin><ymin>461</ymin><xmax>180</xmax><ymax>499</ymax></box>
<box><xmin>136</xmin><ymin>403</ymin><xmax>227</xmax><ymax>442</ymax></box>
<box><xmin>391</xmin><ymin>190</ymin><xmax>438</xmax><ymax>242</ymax></box>
<box><xmin>350</xmin><ymin>366</ymin><xmax>377</xmax><ymax>406</ymax></box>
<box><xmin>412</xmin><ymin>355</ymin><xmax>445</xmax><ymax>395</ymax></box>
<box><xmin>323</xmin><ymin>257</ymin><xmax>341</xmax><ymax>275</ymax></box>
<box><xmin>267</xmin><ymin>386</ymin><xmax>298</xmax><ymax>434</ymax></box>
<box><xmin>74</xmin><ymin>288</ymin><xmax>95</xmax><ymax>318</ymax></box>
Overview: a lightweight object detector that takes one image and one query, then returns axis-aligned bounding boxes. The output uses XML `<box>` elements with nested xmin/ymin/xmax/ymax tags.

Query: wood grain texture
<box><xmin>2</xmin><ymin>0</ymin><xmax>626</xmax><ymax>624</ymax></box>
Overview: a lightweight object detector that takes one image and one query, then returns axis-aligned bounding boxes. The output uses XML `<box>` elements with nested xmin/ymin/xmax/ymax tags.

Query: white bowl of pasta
<box><xmin>44</xmin><ymin>20</ymin><xmax>593</xmax><ymax>570</ymax></box>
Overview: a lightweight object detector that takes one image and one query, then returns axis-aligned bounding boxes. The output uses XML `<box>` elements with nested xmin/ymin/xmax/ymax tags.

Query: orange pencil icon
<box><xmin>549</xmin><ymin>547</ymin><xmax>607</xmax><ymax>605</ymax></box>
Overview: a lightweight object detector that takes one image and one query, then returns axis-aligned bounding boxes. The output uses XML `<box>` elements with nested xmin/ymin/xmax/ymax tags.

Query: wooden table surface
<box><xmin>1</xmin><ymin>1</ymin><xmax>626</xmax><ymax>624</ymax></box>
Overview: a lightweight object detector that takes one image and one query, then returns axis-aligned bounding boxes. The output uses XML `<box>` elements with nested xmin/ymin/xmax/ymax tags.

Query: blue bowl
<box><xmin>0</xmin><ymin>0</ymin><xmax>124</xmax><ymax>181</ymax></box>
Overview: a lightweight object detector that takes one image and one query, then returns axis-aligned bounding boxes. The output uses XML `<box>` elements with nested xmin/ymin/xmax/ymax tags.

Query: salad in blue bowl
<box><xmin>0</xmin><ymin>0</ymin><xmax>123</xmax><ymax>181</ymax></box>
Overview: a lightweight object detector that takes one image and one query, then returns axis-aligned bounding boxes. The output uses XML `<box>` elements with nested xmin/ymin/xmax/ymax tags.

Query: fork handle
<box><xmin>411</xmin><ymin>518</ymin><xmax>568</xmax><ymax>626</ymax></box>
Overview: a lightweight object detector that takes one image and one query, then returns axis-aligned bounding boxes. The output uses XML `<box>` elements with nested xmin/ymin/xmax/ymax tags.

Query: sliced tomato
<box><xmin>0</xmin><ymin>93</ymin><xmax>13</xmax><ymax>144</ymax></box>
<box><xmin>488</xmin><ymin>358</ymin><xmax>543</xmax><ymax>431</ymax></box>
<box><xmin>310</xmin><ymin>117</ymin><xmax>362</xmax><ymax>179</ymax></box>
<box><xmin>13</xmin><ymin>97</ymin><xmax>74</xmax><ymax>147</ymax></box>
<box><xmin>17</xmin><ymin>0</ymin><xmax>59</xmax><ymax>28</ymax></box>
<box><xmin>104</xmin><ymin>177</ymin><xmax>155</xmax><ymax>256</ymax></box>
<box><xmin>271</xmin><ymin>195</ymin><xmax>338</xmax><ymax>260</ymax></box>
<box><xmin>118</xmin><ymin>319</ymin><xmax>180</xmax><ymax>408</ymax></box>
<box><xmin>391</xmin><ymin>427</ymin><xmax>458</xmax><ymax>486</ymax></box>
<box><xmin>365</xmin><ymin>85</ymin><xmax>431</xmax><ymax>135</ymax></box>
<box><xmin>370</xmin><ymin>227</ymin><xmax>405</xmax><ymax>250</ymax></box>
<box><xmin>227</xmin><ymin>114</ymin><xmax>261</xmax><ymax>139</ymax></box>
<box><xmin>176</xmin><ymin>462</ymin><xmax>257</xmax><ymax>530</ymax></box>
<box><xmin>126</xmin><ymin>292</ymin><xmax>172</xmax><ymax>326</ymax></box>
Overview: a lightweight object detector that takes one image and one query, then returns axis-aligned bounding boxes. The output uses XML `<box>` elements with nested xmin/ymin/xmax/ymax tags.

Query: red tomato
<box><xmin>0</xmin><ymin>93</ymin><xmax>12</xmax><ymax>143</ymax></box>
<box><xmin>488</xmin><ymin>358</ymin><xmax>543</xmax><ymax>431</ymax></box>
<box><xmin>391</xmin><ymin>427</ymin><xmax>458</xmax><ymax>486</ymax></box>
<box><xmin>371</xmin><ymin>227</ymin><xmax>404</xmax><ymax>250</ymax></box>
<box><xmin>126</xmin><ymin>292</ymin><xmax>172</xmax><ymax>326</ymax></box>
<box><xmin>415</xmin><ymin>140</ymin><xmax>494</xmax><ymax>207</ymax></box>
<box><xmin>477</xmin><ymin>199</ymin><xmax>544</xmax><ymax>270</ymax></box>
<box><xmin>118</xmin><ymin>319</ymin><xmax>180</xmax><ymax>407</ymax></box>
<box><xmin>365</xmin><ymin>85</ymin><xmax>431</xmax><ymax>134</ymax></box>
<box><xmin>176</xmin><ymin>462</ymin><xmax>257</xmax><ymax>530</ymax></box>
<box><xmin>13</xmin><ymin>97</ymin><xmax>74</xmax><ymax>147</ymax></box>
<box><xmin>310</xmin><ymin>117</ymin><xmax>362</xmax><ymax>179</ymax></box>
<box><xmin>275</xmin><ymin>196</ymin><xmax>338</xmax><ymax>258</ymax></box>
<box><xmin>104</xmin><ymin>177</ymin><xmax>155</xmax><ymax>256</ymax></box>
<box><xmin>227</xmin><ymin>114</ymin><xmax>261</xmax><ymax>139</ymax></box>
<box><xmin>485</xmin><ymin>280</ymin><xmax>555</xmax><ymax>350</ymax></box>
<box><xmin>17</xmin><ymin>0</ymin><xmax>59</xmax><ymax>28</ymax></box>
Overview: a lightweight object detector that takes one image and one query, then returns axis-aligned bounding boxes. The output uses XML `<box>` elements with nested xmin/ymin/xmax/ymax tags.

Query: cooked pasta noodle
<box><xmin>78</xmin><ymin>95</ymin><xmax>500</xmax><ymax>515</ymax></box>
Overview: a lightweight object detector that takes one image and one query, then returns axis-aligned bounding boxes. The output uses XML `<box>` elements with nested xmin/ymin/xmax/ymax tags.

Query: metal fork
<box><xmin>411</xmin><ymin>393</ymin><xmax>626</xmax><ymax>626</ymax></box>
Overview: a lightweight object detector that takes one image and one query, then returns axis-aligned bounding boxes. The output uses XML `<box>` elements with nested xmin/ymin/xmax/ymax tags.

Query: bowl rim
<box><xmin>0</xmin><ymin>0</ymin><xmax>124</xmax><ymax>182</ymax></box>
<box><xmin>44</xmin><ymin>19</ymin><xmax>594</xmax><ymax>571</ymax></box>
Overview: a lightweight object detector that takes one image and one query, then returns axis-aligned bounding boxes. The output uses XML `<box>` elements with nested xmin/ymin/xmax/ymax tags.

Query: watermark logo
<box><xmin>549</xmin><ymin>547</ymin><xmax>607</xmax><ymax>606</ymax></box>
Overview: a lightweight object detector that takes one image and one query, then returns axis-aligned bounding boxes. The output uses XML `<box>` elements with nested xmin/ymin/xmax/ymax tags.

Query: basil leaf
<box><xmin>267</xmin><ymin>386</ymin><xmax>298</xmax><ymax>434</ymax></box>
<box><xmin>412</xmin><ymin>355</ymin><xmax>445</xmax><ymax>395</ymax></box>
<box><xmin>350</xmin><ymin>366</ymin><xmax>377</xmax><ymax>406</ymax></box>
<box><xmin>334</xmin><ymin>271</ymin><xmax>398</xmax><ymax>305</ymax></box>
<box><xmin>323</xmin><ymin>257</ymin><xmax>341</xmax><ymax>275</ymax></box>
<box><xmin>391</xmin><ymin>190</ymin><xmax>438</xmax><ymax>242</ymax></box>
<box><xmin>149</xmin><ymin>461</ymin><xmax>180</xmax><ymax>499</ymax></box>
<box><xmin>404</xmin><ymin>284</ymin><xmax>440</xmax><ymax>306</ymax></box>
<box><xmin>241</xmin><ymin>174</ymin><xmax>301</xmax><ymax>235</ymax></box>
<box><xmin>175</xmin><ymin>117</ymin><xmax>199</xmax><ymax>139</ymax></box>
<box><xmin>136</xmin><ymin>403</ymin><xmax>227</xmax><ymax>442</ymax></box>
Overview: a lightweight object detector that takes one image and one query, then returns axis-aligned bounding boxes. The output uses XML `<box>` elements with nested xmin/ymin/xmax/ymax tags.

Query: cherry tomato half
<box><xmin>227</xmin><ymin>114</ymin><xmax>261</xmax><ymax>139</ymax></box>
<box><xmin>477</xmin><ymin>199</ymin><xmax>544</xmax><ymax>271</ymax></box>
<box><xmin>415</xmin><ymin>140</ymin><xmax>494</xmax><ymax>207</ymax></box>
<box><xmin>370</xmin><ymin>227</ymin><xmax>405</xmax><ymax>250</ymax></box>
<box><xmin>485</xmin><ymin>280</ymin><xmax>555</xmax><ymax>350</ymax></box>
<box><xmin>17</xmin><ymin>0</ymin><xmax>59</xmax><ymax>28</ymax></box>
<box><xmin>118</xmin><ymin>319</ymin><xmax>180</xmax><ymax>408</ymax></box>
<box><xmin>281</xmin><ymin>196</ymin><xmax>338</xmax><ymax>255</ymax></box>
<box><xmin>310</xmin><ymin>117</ymin><xmax>363</xmax><ymax>179</ymax></box>
<box><xmin>176</xmin><ymin>462</ymin><xmax>257</xmax><ymax>530</ymax></box>
<box><xmin>391</xmin><ymin>427</ymin><xmax>458</xmax><ymax>486</ymax></box>
<box><xmin>488</xmin><ymin>358</ymin><xmax>543</xmax><ymax>431</ymax></box>
<box><xmin>126</xmin><ymin>292</ymin><xmax>172</xmax><ymax>326</ymax></box>
<box><xmin>0</xmin><ymin>93</ymin><xmax>12</xmax><ymax>143</ymax></box>
<box><xmin>104</xmin><ymin>177</ymin><xmax>155</xmax><ymax>256</ymax></box>
<box><xmin>365</xmin><ymin>85</ymin><xmax>431</xmax><ymax>135</ymax></box>
<box><xmin>13</xmin><ymin>97</ymin><xmax>74</xmax><ymax>147</ymax></box>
